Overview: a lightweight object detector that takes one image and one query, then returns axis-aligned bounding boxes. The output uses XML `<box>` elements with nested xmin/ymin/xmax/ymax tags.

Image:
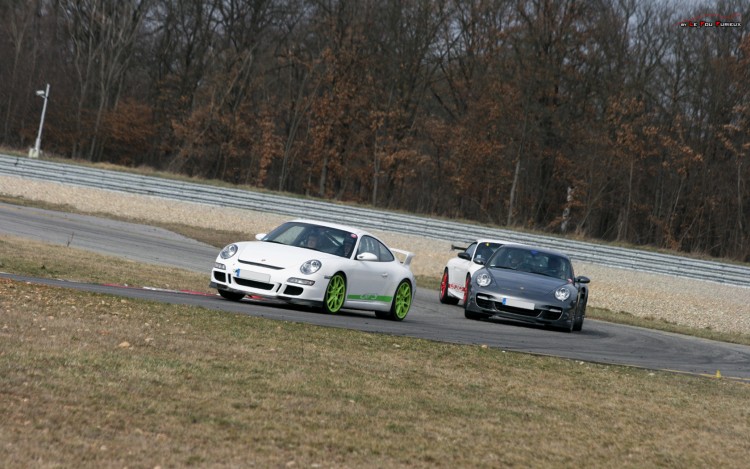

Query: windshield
<box><xmin>488</xmin><ymin>246</ymin><xmax>573</xmax><ymax>281</ymax></box>
<box><xmin>262</xmin><ymin>222</ymin><xmax>357</xmax><ymax>258</ymax></box>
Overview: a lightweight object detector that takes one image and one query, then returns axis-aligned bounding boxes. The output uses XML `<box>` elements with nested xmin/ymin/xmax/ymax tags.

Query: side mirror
<box><xmin>473</xmin><ymin>258</ymin><xmax>485</xmax><ymax>265</ymax></box>
<box><xmin>255</xmin><ymin>233</ymin><xmax>266</xmax><ymax>241</ymax></box>
<box><xmin>575</xmin><ymin>276</ymin><xmax>590</xmax><ymax>284</ymax></box>
<box><xmin>458</xmin><ymin>252</ymin><xmax>471</xmax><ymax>261</ymax></box>
<box><xmin>356</xmin><ymin>252</ymin><xmax>379</xmax><ymax>262</ymax></box>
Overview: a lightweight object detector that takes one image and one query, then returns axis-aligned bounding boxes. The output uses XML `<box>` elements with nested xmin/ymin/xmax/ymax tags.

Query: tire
<box><xmin>463</xmin><ymin>279</ymin><xmax>481</xmax><ymax>320</ymax></box>
<box><xmin>464</xmin><ymin>309</ymin><xmax>482</xmax><ymax>320</ymax></box>
<box><xmin>218</xmin><ymin>289</ymin><xmax>245</xmax><ymax>301</ymax></box>
<box><xmin>573</xmin><ymin>296</ymin><xmax>587</xmax><ymax>332</ymax></box>
<box><xmin>439</xmin><ymin>268</ymin><xmax>459</xmax><ymax>305</ymax></box>
<box><xmin>463</xmin><ymin>275</ymin><xmax>471</xmax><ymax>304</ymax></box>
<box><xmin>387</xmin><ymin>280</ymin><xmax>412</xmax><ymax>321</ymax></box>
<box><xmin>322</xmin><ymin>273</ymin><xmax>346</xmax><ymax>314</ymax></box>
<box><xmin>564</xmin><ymin>312</ymin><xmax>575</xmax><ymax>333</ymax></box>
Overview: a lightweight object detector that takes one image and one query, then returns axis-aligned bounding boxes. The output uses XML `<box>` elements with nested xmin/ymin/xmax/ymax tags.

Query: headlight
<box><xmin>554</xmin><ymin>286</ymin><xmax>571</xmax><ymax>301</ymax></box>
<box><xmin>476</xmin><ymin>273</ymin><xmax>492</xmax><ymax>287</ymax></box>
<box><xmin>300</xmin><ymin>259</ymin><xmax>322</xmax><ymax>275</ymax></box>
<box><xmin>220</xmin><ymin>244</ymin><xmax>238</xmax><ymax>259</ymax></box>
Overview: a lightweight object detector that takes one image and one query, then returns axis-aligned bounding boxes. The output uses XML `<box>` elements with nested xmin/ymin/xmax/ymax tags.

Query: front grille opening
<box><xmin>476</xmin><ymin>297</ymin><xmax>493</xmax><ymax>309</ymax></box>
<box><xmin>540</xmin><ymin>310</ymin><xmax>563</xmax><ymax>320</ymax></box>
<box><xmin>234</xmin><ymin>277</ymin><xmax>274</xmax><ymax>290</ymax></box>
<box><xmin>213</xmin><ymin>271</ymin><xmax>227</xmax><ymax>283</ymax></box>
<box><xmin>283</xmin><ymin>285</ymin><xmax>304</xmax><ymax>296</ymax></box>
<box><xmin>495</xmin><ymin>304</ymin><xmax>539</xmax><ymax>318</ymax></box>
<box><xmin>476</xmin><ymin>294</ymin><xmax>556</xmax><ymax>319</ymax></box>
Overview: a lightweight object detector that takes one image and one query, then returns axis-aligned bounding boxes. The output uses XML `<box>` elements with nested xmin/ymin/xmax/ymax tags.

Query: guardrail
<box><xmin>2</xmin><ymin>153</ymin><xmax>749</xmax><ymax>287</ymax></box>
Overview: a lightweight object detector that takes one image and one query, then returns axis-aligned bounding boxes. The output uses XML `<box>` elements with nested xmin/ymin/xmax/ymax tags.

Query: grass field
<box><xmin>1</xmin><ymin>235</ymin><xmax>750</xmax><ymax>467</ymax></box>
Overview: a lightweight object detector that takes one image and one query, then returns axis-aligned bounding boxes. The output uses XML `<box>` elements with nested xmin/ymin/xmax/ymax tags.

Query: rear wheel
<box><xmin>218</xmin><ymin>289</ymin><xmax>245</xmax><ymax>301</ymax></box>
<box><xmin>323</xmin><ymin>273</ymin><xmax>346</xmax><ymax>314</ymax></box>
<box><xmin>439</xmin><ymin>268</ymin><xmax>459</xmax><ymax>305</ymax></box>
<box><xmin>387</xmin><ymin>280</ymin><xmax>412</xmax><ymax>321</ymax></box>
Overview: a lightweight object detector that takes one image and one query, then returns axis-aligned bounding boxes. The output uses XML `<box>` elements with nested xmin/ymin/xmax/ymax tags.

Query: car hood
<box><xmin>233</xmin><ymin>241</ymin><xmax>341</xmax><ymax>269</ymax></box>
<box><xmin>486</xmin><ymin>268</ymin><xmax>571</xmax><ymax>296</ymax></box>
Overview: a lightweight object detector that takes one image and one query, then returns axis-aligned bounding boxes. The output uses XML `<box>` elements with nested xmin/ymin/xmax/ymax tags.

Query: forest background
<box><xmin>1</xmin><ymin>0</ymin><xmax>748</xmax><ymax>261</ymax></box>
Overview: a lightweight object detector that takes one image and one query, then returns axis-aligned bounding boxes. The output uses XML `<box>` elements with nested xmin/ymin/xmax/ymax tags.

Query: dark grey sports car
<box><xmin>464</xmin><ymin>244</ymin><xmax>590</xmax><ymax>332</ymax></box>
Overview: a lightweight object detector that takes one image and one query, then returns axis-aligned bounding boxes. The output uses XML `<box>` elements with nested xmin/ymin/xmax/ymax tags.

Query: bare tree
<box><xmin>1</xmin><ymin>0</ymin><xmax>747</xmax><ymax>260</ymax></box>
<box><xmin>57</xmin><ymin>0</ymin><xmax>152</xmax><ymax>160</ymax></box>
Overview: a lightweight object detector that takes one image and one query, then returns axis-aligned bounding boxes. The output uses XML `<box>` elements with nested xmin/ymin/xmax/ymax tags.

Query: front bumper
<box><xmin>465</xmin><ymin>290</ymin><xmax>576</xmax><ymax>328</ymax></box>
<box><xmin>210</xmin><ymin>265</ymin><xmax>328</xmax><ymax>306</ymax></box>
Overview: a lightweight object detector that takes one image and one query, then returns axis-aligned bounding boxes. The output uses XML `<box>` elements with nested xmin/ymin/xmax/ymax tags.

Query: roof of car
<box><xmin>290</xmin><ymin>219</ymin><xmax>372</xmax><ymax>237</ymax></box>
<box><xmin>475</xmin><ymin>239</ymin><xmax>509</xmax><ymax>245</ymax></box>
<box><xmin>496</xmin><ymin>243</ymin><xmax>572</xmax><ymax>260</ymax></box>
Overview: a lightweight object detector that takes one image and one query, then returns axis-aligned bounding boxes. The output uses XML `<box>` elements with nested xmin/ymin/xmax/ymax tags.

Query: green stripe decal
<box><xmin>347</xmin><ymin>294</ymin><xmax>392</xmax><ymax>303</ymax></box>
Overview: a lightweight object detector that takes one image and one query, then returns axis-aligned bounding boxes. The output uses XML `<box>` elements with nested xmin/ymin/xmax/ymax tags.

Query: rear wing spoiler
<box><xmin>391</xmin><ymin>248</ymin><xmax>415</xmax><ymax>267</ymax></box>
<box><xmin>451</xmin><ymin>244</ymin><xmax>469</xmax><ymax>251</ymax></box>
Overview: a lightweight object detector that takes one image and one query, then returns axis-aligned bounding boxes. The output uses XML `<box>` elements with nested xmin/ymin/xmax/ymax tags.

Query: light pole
<box><xmin>29</xmin><ymin>83</ymin><xmax>50</xmax><ymax>158</ymax></box>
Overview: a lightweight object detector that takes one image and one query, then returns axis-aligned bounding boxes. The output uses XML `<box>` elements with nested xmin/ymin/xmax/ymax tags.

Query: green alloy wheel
<box><xmin>388</xmin><ymin>280</ymin><xmax>412</xmax><ymax>321</ymax></box>
<box><xmin>323</xmin><ymin>273</ymin><xmax>346</xmax><ymax>314</ymax></box>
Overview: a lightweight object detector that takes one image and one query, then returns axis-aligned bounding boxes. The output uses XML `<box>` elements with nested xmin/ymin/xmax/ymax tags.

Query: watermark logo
<box><xmin>677</xmin><ymin>13</ymin><xmax>742</xmax><ymax>28</ymax></box>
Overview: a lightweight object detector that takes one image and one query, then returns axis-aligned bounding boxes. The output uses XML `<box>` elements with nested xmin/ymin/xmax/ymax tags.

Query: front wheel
<box><xmin>322</xmin><ymin>273</ymin><xmax>346</xmax><ymax>314</ymax></box>
<box><xmin>573</xmin><ymin>296</ymin><xmax>587</xmax><ymax>331</ymax></box>
<box><xmin>387</xmin><ymin>280</ymin><xmax>412</xmax><ymax>321</ymax></box>
<box><xmin>464</xmin><ymin>309</ymin><xmax>482</xmax><ymax>320</ymax></box>
<box><xmin>218</xmin><ymin>289</ymin><xmax>245</xmax><ymax>301</ymax></box>
<box><xmin>463</xmin><ymin>281</ymin><xmax>481</xmax><ymax>320</ymax></box>
<box><xmin>439</xmin><ymin>268</ymin><xmax>459</xmax><ymax>305</ymax></box>
<box><xmin>563</xmin><ymin>304</ymin><xmax>581</xmax><ymax>333</ymax></box>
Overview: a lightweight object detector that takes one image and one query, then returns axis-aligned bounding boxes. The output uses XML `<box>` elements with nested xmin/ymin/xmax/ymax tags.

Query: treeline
<box><xmin>1</xmin><ymin>0</ymin><xmax>748</xmax><ymax>261</ymax></box>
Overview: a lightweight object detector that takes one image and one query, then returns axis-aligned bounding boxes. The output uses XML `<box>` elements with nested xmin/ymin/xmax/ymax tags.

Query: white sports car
<box><xmin>209</xmin><ymin>219</ymin><xmax>416</xmax><ymax>320</ymax></box>
<box><xmin>439</xmin><ymin>239</ymin><xmax>508</xmax><ymax>305</ymax></box>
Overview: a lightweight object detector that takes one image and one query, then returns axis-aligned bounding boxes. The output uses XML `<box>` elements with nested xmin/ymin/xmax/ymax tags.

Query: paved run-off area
<box><xmin>2</xmin><ymin>174</ymin><xmax>749</xmax><ymax>335</ymax></box>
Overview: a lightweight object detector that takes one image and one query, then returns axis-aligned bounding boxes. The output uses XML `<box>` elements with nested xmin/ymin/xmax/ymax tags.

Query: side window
<box><xmin>465</xmin><ymin>242</ymin><xmax>477</xmax><ymax>258</ymax></box>
<box><xmin>357</xmin><ymin>237</ymin><xmax>374</xmax><ymax>257</ymax></box>
<box><xmin>373</xmin><ymin>238</ymin><xmax>395</xmax><ymax>262</ymax></box>
<box><xmin>473</xmin><ymin>242</ymin><xmax>497</xmax><ymax>262</ymax></box>
<box><xmin>358</xmin><ymin>236</ymin><xmax>394</xmax><ymax>262</ymax></box>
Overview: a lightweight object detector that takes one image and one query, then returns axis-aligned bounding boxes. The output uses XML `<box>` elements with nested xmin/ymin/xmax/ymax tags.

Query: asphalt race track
<box><xmin>2</xmin><ymin>201</ymin><xmax>750</xmax><ymax>382</ymax></box>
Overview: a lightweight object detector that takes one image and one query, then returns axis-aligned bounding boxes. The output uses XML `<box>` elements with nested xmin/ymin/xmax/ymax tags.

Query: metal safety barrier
<box><xmin>1</xmin><ymin>153</ymin><xmax>748</xmax><ymax>287</ymax></box>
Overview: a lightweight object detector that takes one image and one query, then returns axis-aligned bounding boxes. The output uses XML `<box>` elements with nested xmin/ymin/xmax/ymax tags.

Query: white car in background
<box><xmin>210</xmin><ymin>219</ymin><xmax>416</xmax><ymax>321</ymax></box>
<box><xmin>439</xmin><ymin>239</ymin><xmax>508</xmax><ymax>305</ymax></box>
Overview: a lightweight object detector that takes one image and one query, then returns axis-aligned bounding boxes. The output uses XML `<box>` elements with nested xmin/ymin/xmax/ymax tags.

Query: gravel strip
<box><xmin>2</xmin><ymin>174</ymin><xmax>749</xmax><ymax>335</ymax></box>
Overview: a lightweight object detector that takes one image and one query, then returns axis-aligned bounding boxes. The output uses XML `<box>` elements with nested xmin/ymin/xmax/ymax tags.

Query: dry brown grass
<box><xmin>2</xmin><ymin>276</ymin><xmax>749</xmax><ymax>468</ymax></box>
<box><xmin>1</xmin><ymin>231</ymin><xmax>750</xmax><ymax>467</ymax></box>
<box><xmin>0</xmin><ymin>235</ymin><xmax>212</xmax><ymax>294</ymax></box>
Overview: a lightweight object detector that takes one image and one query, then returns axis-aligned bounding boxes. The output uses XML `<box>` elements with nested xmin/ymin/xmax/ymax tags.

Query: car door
<box><xmin>345</xmin><ymin>236</ymin><xmax>394</xmax><ymax>307</ymax></box>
